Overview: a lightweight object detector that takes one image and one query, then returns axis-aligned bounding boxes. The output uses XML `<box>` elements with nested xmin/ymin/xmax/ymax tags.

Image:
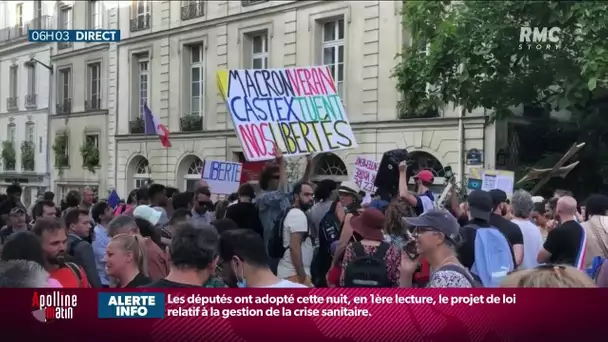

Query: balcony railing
<box><xmin>242</xmin><ymin>0</ymin><xmax>268</xmax><ymax>6</ymax></box>
<box><xmin>6</xmin><ymin>97</ymin><xmax>18</xmax><ymax>111</ymax></box>
<box><xmin>130</xmin><ymin>14</ymin><xmax>151</xmax><ymax>32</ymax></box>
<box><xmin>58</xmin><ymin>41</ymin><xmax>72</xmax><ymax>50</ymax></box>
<box><xmin>0</xmin><ymin>16</ymin><xmax>53</xmax><ymax>44</ymax></box>
<box><xmin>56</xmin><ymin>98</ymin><xmax>72</xmax><ymax>114</ymax></box>
<box><xmin>180</xmin><ymin>115</ymin><xmax>203</xmax><ymax>132</ymax></box>
<box><xmin>181</xmin><ymin>2</ymin><xmax>204</xmax><ymax>20</ymax></box>
<box><xmin>129</xmin><ymin>118</ymin><xmax>145</xmax><ymax>134</ymax></box>
<box><xmin>25</xmin><ymin>94</ymin><xmax>37</xmax><ymax>108</ymax></box>
<box><xmin>85</xmin><ymin>98</ymin><xmax>101</xmax><ymax>111</ymax></box>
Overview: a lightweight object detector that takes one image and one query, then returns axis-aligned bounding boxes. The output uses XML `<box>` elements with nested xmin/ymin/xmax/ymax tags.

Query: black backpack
<box><xmin>267</xmin><ymin>208</ymin><xmax>294</xmax><ymax>259</ymax></box>
<box><xmin>318</xmin><ymin>200</ymin><xmax>341</xmax><ymax>253</ymax></box>
<box><xmin>344</xmin><ymin>242</ymin><xmax>391</xmax><ymax>288</ymax></box>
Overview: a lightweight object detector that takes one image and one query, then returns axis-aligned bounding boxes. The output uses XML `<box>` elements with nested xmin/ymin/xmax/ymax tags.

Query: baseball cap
<box><xmin>338</xmin><ymin>181</ymin><xmax>360</xmax><ymax>197</ymax></box>
<box><xmin>133</xmin><ymin>205</ymin><xmax>162</xmax><ymax>226</ymax></box>
<box><xmin>403</xmin><ymin>209</ymin><xmax>459</xmax><ymax>241</ymax></box>
<box><xmin>9</xmin><ymin>207</ymin><xmax>26</xmax><ymax>216</ymax></box>
<box><xmin>467</xmin><ymin>190</ymin><xmax>493</xmax><ymax>221</ymax></box>
<box><xmin>414</xmin><ymin>169</ymin><xmax>434</xmax><ymax>184</ymax></box>
<box><xmin>489</xmin><ymin>189</ymin><xmax>508</xmax><ymax>209</ymax></box>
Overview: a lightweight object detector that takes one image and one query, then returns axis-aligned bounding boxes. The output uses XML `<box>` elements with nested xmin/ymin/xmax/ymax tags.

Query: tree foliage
<box><xmin>394</xmin><ymin>1</ymin><xmax>608</xmax><ymax>120</ymax></box>
<box><xmin>394</xmin><ymin>1</ymin><xmax>608</xmax><ymax>196</ymax></box>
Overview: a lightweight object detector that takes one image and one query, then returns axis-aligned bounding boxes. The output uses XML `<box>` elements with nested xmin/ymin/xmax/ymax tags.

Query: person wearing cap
<box><xmin>0</xmin><ymin>207</ymin><xmax>30</xmax><ymax>246</ymax></box>
<box><xmin>456</xmin><ymin>190</ymin><xmax>516</xmax><ymax>272</ymax></box>
<box><xmin>489</xmin><ymin>189</ymin><xmax>524</xmax><ymax>267</ymax></box>
<box><xmin>133</xmin><ymin>205</ymin><xmax>163</xmax><ymax>227</ymax></box>
<box><xmin>339</xmin><ymin>207</ymin><xmax>401</xmax><ymax>287</ymax></box>
<box><xmin>398</xmin><ymin>162</ymin><xmax>435</xmax><ymax>216</ymax></box>
<box><xmin>401</xmin><ymin>209</ymin><xmax>476</xmax><ymax>288</ymax></box>
<box><xmin>330</xmin><ymin>181</ymin><xmax>362</xmax><ymax>274</ymax></box>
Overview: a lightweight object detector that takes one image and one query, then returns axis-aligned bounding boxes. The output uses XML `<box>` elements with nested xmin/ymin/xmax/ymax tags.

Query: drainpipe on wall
<box><xmin>458</xmin><ymin>105</ymin><xmax>465</xmax><ymax>185</ymax></box>
<box><xmin>46</xmin><ymin>45</ymin><xmax>54</xmax><ymax>191</ymax></box>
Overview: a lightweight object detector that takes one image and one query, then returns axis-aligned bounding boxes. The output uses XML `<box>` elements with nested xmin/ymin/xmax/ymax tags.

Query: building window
<box><xmin>87</xmin><ymin>63</ymin><xmax>101</xmax><ymax>110</ymax></box>
<box><xmin>58</xmin><ymin>7</ymin><xmax>73</xmax><ymax>49</ymax></box>
<box><xmin>60</xmin><ymin>7</ymin><xmax>72</xmax><ymax>29</ymax></box>
<box><xmin>26</xmin><ymin>123</ymin><xmax>35</xmax><ymax>143</ymax></box>
<box><xmin>131</xmin><ymin>1</ymin><xmax>151</xmax><ymax>31</ymax></box>
<box><xmin>185</xmin><ymin>158</ymin><xmax>204</xmax><ymax>191</ymax></box>
<box><xmin>251</xmin><ymin>33</ymin><xmax>268</xmax><ymax>69</ymax></box>
<box><xmin>16</xmin><ymin>3</ymin><xmax>24</xmax><ymax>27</ymax></box>
<box><xmin>138</xmin><ymin>58</ymin><xmax>149</xmax><ymax>117</ymax></box>
<box><xmin>26</xmin><ymin>63</ymin><xmax>36</xmax><ymax>107</ymax></box>
<box><xmin>85</xmin><ymin>134</ymin><xmax>99</xmax><ymax>149</ymax></box>
<box><xmin>89</xmin><ymin>0</ymin><xmax>102</xmax><ymax>29</ymax></box>
<box><xmin>321</xmin><ymin>18</ymin><xmax>345</xmax><ymax>97</ymax></box>
<box><xmin>8</xmin><ymin>65</ymin><xmax>18</xmax><ymax>110</ymax></box>
<box><xmin>181</xmin><ymin>0</ymin><xmax>204</xmax><ymax>20</ymax></box>
<box><xmin>134</xmin><ymin>158</ymin><xmax>151</xmax><ymax>189</ymax></box>
<box><xmin>188</xmin><ymin>44</ymin><xmax>204</xmax><ymax>117</ymax></box>
<box><xmin>57</xmin><ymin>68</ymin><xmax>72</xmax><ymax>114</ymax></box>
<box><xmin>8</xmin><ymin>124</ymin><xmax>16</xmax><ymax>144</ymax></box>
<box><xmin>242</xmin><ymin>0</ymin><xmax>268</xmax><ymax>6</ymax></box>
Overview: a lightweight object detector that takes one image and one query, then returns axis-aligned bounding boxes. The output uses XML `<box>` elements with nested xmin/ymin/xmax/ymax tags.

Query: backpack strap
<box><xmin>64</xmin><ymin>262</ymin><xmax>83</xmax><ymax>288</ymax></box>
<box><xmin>439</xmin><ymin>264</ymin><xmax>479</xmax><ymax>287</ymax></box>
<box><xmin>373</xmin><ymin>242</ymin><xmax>390</xmax><ymax>259</ymax></box>
<box><xmin>352</xmin><ymin>242</ymin><xmax>367</xmax><ymax>258</ymax></box>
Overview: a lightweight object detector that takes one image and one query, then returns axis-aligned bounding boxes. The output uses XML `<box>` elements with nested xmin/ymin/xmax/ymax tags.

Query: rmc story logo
<box><xmin>519</xmin><ymin>27</ymin><xmax>561</xmax><ymax>50</ymax></box>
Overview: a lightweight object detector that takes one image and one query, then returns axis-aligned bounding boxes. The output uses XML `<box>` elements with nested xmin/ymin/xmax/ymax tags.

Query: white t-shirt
<box><xmin>277</xmin><ymin>208</ymin><xmax>314</xmax><ymax>279</ymax></box>
<box><xmin>260</xmin><ymin>279</ymin><xmax>307</xmax><ymax>288</ymax></box>
<box><xmin>511</xmin><ymin>218</ymin><xmax>544</xmax><ymax>270</ymax></box>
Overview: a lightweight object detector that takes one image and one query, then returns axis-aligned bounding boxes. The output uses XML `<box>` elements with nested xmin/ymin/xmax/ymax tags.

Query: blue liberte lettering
<box><xmin>228</xmin><ymin>70</ymin><xmax>247</xmax><ymax>98</ymax></box>
<box><xmin>244</xmin><ymin>70</ymin><xmax>260</xmax><ymax>98</ymax></box>
<box><xmin>210</xmin><ymin>161</ymin><xmax>221</xmax><ymax>180</ymax></box>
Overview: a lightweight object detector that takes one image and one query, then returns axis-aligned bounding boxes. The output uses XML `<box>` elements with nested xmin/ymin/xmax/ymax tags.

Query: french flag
<box><xmin>143</xmin><ymin>103</ymin><xmax>171</xmax><ymax>148</ymax></box>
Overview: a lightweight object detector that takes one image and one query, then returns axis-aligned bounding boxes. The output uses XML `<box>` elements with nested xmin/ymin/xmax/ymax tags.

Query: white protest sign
<box><xmin>352</xmin><ymin>156</ymin><xmax>378</xmax><ymax>198</ymax></box>
<box><xmin>201</xmin><ymin>160</ymin><xmax>243</xmax><ymax>195</ymax></box>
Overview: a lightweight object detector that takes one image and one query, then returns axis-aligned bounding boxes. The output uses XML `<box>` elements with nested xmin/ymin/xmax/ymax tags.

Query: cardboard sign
<box><xmin>468</xmin><ymin>168</ymin><xmax>515</xmax><ymax>197</ymax></box>
<box><xmin>216</xmin><ymin>66</ymin><xmax>358</xmax><ymax>161</ymax></box>
<box><xmin>201</xmin><ymin>160</ymin><xmax>242</xmax><ymax>195</ymax></box>
<box><xmin>352</xmin><ymin>156</ymin><xmax>378</xmax><ymax>194</ymax></box>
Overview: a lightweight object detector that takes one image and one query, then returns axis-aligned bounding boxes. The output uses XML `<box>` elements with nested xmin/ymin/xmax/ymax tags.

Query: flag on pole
<box><xmin>106</xmin><ymin>189</ymin><xmax>120</xmax><ymax>209</ymax></box>
<box><xmin>143</xmin><ymin>103</ymin><xmax>171</xmax><ymax>148</ymax></box>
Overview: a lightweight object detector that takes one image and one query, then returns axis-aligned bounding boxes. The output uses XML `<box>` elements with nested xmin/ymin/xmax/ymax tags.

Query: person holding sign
<box><xmin>257</xmin><ymin>146</ymin><xmax>313</xmax><ymax>249</ymax></box>
<box><xmin>398</xmin><ymin>162</ymin><xmax>435</xmax><ymax>215</ymax></box>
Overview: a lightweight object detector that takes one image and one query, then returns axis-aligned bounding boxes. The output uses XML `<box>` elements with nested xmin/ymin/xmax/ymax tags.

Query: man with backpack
<box><xmin>309</xmin><ymin>180</ymin><xmax>340</xmax><ymax>287</ymax></box>
<box><xmin>64</xmin><ymin>208</ymin><xmax>102</xmax><ymax>288</ymax></box>
<box><xmin>270</xmin><ymin>182</ymin><xmax>315</xmax><ymax>286</ymax></box>
<box><xmin>457</xmin><ymin>190</ymin><xmax>515</xmax><ymax>287</ymax></box>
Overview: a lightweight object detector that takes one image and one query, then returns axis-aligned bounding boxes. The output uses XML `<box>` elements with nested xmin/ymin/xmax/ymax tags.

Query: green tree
<box><xmin>394</xmin><ymin>1</ymin><xmax>608</xmax><ymax>196</ymax></box>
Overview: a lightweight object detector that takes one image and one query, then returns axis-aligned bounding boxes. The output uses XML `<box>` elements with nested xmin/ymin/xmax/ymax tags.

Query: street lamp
<box><xmin>29</xmin><ymin>57</ymin><xmax>53</xmax><ymax>74</ymax></box>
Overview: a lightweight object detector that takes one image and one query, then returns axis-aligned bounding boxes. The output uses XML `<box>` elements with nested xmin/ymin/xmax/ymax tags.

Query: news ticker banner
<box><xmin>3</xmin><ymin>289</ymin><xmax>605</xmax><ymax>341</ymax></box>
<box><xmin>28</xmin><ymin>30</ymin><xmax>120</xmax><ymax>43</ymax></box>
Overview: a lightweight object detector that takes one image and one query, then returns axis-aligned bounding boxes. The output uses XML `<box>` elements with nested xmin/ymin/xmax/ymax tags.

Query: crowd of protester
<box><xmin>0</xmin><ymin>147</ymin><xmax>607</xmax><ymax>289</ymax></box>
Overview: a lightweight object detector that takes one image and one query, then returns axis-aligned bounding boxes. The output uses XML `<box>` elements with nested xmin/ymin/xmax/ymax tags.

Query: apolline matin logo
<box><xmin>31</xmin><ymin>291</ymin><xmax>78</xmax><ymax>323</ymax></box>
<box><xmin>519</xmin><ymin>27</ymin><xmax>561</xmax><ymax>50</ymax></box>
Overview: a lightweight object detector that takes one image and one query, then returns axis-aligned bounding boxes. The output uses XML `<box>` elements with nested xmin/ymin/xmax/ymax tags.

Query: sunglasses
<box><xmin>198</xmin><ymin>201</ymin><xmax>212</xmax><ymax>206</ymax></box>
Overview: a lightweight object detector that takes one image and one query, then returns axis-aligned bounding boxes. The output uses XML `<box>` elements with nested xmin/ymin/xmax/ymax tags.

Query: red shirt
<box><xmin>50</xmin><ymin>264</ymin><xmax>90</xmax><ymax>288</ymax></box>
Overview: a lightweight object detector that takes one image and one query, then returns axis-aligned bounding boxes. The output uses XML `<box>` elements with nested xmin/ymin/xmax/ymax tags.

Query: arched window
<box><xmin>185</xmin><ymin>158</ymin><xmax>203</xmax><ymax>191</ymax></box>
<box><xmin>312</xmin><ymin>152</ymin><xmax>348</xmax><ymax>181</ymax></box>
<box><xmin>134</xmin><ymin>158</ymin><xmax>151</xmax><ymax>189</ymax></box>
<box><xmin>407</xmin><ymin>151</ymin><xmax>445</xmax><ymax>184</ymax></box>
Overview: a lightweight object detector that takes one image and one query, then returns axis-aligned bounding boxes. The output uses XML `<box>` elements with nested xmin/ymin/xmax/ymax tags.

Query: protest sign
<box><xmin>352</xmin><ymin>156</ymin><xmax>378</xmax><ymax>193</ymax></box>
<box><xmin>216</xmin><ymin>66</ymin><xmax>358</xmax><ymax>161</ymax></box>
<box><xmin>201</xmin><ymin>160</ymin><xmax>242</xmax><ymax>195</ymax></box>
<box><xmin>467</xmin><ymin>168</ymin><xmax>515</xmax><ymax>197</ymax></box>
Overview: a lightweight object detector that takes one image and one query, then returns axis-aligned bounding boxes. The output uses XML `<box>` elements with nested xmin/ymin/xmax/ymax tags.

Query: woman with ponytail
<box><xmin>105</xmin><ymin>234</ymin><xmax>151</xmax><ymax>287</ymax></box>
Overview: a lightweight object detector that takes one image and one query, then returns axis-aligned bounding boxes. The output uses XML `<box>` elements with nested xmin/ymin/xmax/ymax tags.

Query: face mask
<box><xmin>233</xmin><ymin>259</ymin><xmax>246</xmax><ymax>288</ymax></box>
